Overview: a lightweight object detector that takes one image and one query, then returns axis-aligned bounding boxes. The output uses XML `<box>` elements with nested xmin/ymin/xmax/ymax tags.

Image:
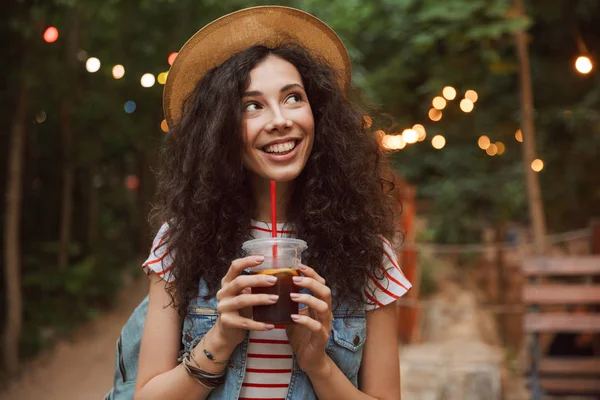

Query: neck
<box><xmin>251</xmin><ymin>177</ymin><xmax>292</xmax><ymax>224</ymax></box>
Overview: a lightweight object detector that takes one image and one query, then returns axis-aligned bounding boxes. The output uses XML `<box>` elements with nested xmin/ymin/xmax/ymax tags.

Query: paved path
<box><xmin>1</xmin><ymin>277</ymin><xmax>148</xmax><ymax>400</ymax></box>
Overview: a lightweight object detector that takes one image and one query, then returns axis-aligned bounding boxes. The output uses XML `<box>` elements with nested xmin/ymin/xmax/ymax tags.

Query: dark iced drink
<box><xmin>251</xmin><ymin>268</ymin><xmax>299</xmax><ymax>324</ymax></box>
<box><xmin>242</xmin><ymin>237</ymin><xmax>307</xmax><ymax>325</ymax></box>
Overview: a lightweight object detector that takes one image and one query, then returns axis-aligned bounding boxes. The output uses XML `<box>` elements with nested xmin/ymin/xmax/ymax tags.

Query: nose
<box><xmin>265</xmin><ymin>108</ymin><xmax>293</xmax><ymax>133</ymax></box>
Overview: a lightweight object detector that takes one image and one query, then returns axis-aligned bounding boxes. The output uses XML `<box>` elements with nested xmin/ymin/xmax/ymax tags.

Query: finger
<box><xmin>221</xmin><ymin>256</ymin><xmax>264</xmax><ymax>286</ymax></box>
<box><xmin>290</xmin><ymin>313</ymin><xmax>322</xmax><ymax>332</ymax></box>
<box><xmin>298</xmin><ymin>264</ymin><xmax>326</xmax><ymax>285</ymax></box>
<box><xmin>292</xmin><ymin>276</ymin><xmax>332</xmax><ymax>306</ymax></box>
<box><xmin>219</xmin><ymin>313</ymin><xmax>275</xmax><ymax>331</ymax></box>
<box><xmin>289</xmin><ymin>293</ymin><xmax>328</xmax><ymax>314</ymax></box>
<box><xmin>217</xmin><ymin>274</ymin><xmax>276</xmax><ymax>300</ymax></box>
<box><xmin>218</xmin><ymin>293</ymin><xmax>279</xmax><ymax>313</ymax></box>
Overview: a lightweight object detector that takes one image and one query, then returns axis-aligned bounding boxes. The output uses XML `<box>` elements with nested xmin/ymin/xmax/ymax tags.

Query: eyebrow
<box><xmin>243</xmin><ymin>83</ymin><xmax>304</xmax><ymax>98</ymax></box>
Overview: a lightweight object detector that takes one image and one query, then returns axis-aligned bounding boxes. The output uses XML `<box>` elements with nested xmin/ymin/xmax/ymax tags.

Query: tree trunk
<box><xmin>3</xmin><ymin>85</ymin><xmax>28</xmax><ymax>375</ymax></box>
<box><xmin>513</xmin><ymin>0</ymin><xmax>547</xmax><ymax>255</ymax></box>
<box><xmin>57</xmin><ymin>9</ymin><xmax>80</xmax><ymax>269</ymax></box>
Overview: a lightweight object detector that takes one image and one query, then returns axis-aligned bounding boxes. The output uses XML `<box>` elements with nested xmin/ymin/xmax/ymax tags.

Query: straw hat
<box><xmin>163</xmin><ymin>6</ymin><xmax>351</xmax><ymax>127</ymax></box>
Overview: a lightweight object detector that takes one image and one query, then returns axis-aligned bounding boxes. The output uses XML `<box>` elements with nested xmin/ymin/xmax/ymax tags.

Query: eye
<box><xmin>244</xmin><ymin>102</ymin><xmax>260</xmax><ymax>112</ymax></box>
<box><xmin>285</xmin><ymin>93</ymin><xmax>303</xmax><ymax>105</ymax></box>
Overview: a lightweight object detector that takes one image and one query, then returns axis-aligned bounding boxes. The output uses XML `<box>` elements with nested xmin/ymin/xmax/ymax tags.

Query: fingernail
<box><xmin>290</xmin><ymin>293</ymin><xmax>300</xmax><ymax>299</ymax></box>
<box><xmin>290</xmin><ymin>314</ymin><xmax>300</xmax><ymax>321</ymax></box>
<box><xmin>292</xmin><ymin>276</ymin><xmax>302</xmax><ymax>283</ymax></box>
<box><xmin>254</xmin><ymin>256</ymin><xmax>264</xmax><ymax>263</ymax></box>
<box><xmin>265</xmin><ymin>276</ymin><xmax>277</xmax><ymax>283</ymax></box>
<box><xmin>269</xmin><ymin>294</ymin><xmax>279</xmax><ymax>301</ymax></box>
<box><xmin>265</xmin><ymin>324</ymin><xmax>275</xmax><ymax>330</ymax></box>
<box><xmin>299</xmin><ymin>265</ymin><xmax>308</xmax><ymax>270</ymax></box>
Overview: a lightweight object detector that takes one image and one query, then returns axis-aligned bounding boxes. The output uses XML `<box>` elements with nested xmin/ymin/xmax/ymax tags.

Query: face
<box><xmin>241</xmin><ymin>55</ymin><xmax>315</xmax><ymax>184</ymax></box>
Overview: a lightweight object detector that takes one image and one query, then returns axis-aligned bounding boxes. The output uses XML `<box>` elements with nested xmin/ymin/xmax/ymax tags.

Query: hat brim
<box><xmin>163</xmin><ymin>6</ymin><xmax>351</xmax><ymax>128</ymax></box>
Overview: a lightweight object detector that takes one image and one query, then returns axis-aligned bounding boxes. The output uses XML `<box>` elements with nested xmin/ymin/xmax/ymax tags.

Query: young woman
<box><xmin>130</xmin><ymin>6</ymin><xmax>411</xmax><ymax>400</ymax></box>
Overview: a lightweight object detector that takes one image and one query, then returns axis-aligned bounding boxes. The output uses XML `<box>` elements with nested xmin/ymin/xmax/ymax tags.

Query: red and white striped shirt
<box><xmin>143</xmin><ymin>221</ymin><xmax>411</xmax><ymax>399</ymax></box>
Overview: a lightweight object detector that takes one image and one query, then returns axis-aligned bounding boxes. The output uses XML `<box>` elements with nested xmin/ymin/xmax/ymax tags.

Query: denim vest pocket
<box><xmin>182</xmin><ymin>301</ymin><xmax>218</xmax><ymax>352</ymax></box>
<box><xmin>326</xmin><ymin>312</ymin><xmax>366</xmax><ymax>384</ymax></box>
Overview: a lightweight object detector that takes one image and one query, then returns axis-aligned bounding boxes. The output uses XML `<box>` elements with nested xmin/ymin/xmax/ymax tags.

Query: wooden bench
<box><xmin>522</xmin><ymin>256</ymin><xmax>600</xmax><ymax>398</ymax></box>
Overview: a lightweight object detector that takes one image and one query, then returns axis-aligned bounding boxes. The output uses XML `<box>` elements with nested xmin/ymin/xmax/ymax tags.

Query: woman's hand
<box><xmin>286</xmin><ymin>265</ymin><xmax>333</xmax><ymax>375</ymax></box>
<box><xmin>213</xmin><ymin>255</ymin><xmax>279</xmax><ymax>347</ymax></box>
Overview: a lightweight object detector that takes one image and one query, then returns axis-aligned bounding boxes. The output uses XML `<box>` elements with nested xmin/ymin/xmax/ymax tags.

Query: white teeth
<box><xmin>264</xmin><ymin>140</ymin><xmax>296</xmax><ymax>154</ymax></box>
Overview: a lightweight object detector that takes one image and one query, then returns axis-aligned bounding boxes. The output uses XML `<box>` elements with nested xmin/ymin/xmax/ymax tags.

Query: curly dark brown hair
<box><xmin>151</xmin><ymin>44</ymin><xmax>398</xmax><ymax>317</ymax></box>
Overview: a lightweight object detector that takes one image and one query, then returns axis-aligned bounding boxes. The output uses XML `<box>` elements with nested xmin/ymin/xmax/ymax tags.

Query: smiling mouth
<box><xmin>262</xmin><ymin>140</ymin><xmax>298</xmax><ymax>155</ymax></box>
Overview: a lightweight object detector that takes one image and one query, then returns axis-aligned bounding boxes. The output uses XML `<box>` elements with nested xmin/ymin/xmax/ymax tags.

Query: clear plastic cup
<box><xmin>242</xmin><ymin>238</ymin><xmax>308</xmax><ymax>324</ymax></box>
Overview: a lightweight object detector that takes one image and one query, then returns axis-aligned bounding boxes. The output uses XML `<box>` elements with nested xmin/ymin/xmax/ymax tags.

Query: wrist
<box><xmin>304</xmin><ymin>355</ymin><xmax>334</xmax><ymax>381</ymax></box>
<box><xmin>204</xmin><ymin>326</ymin><xmax>238</xmax><ymax>358</ymax></box>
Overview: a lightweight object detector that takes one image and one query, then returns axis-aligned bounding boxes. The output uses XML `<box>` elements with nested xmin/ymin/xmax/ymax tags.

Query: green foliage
<box><xmin>2</xmin><ymin>0</ymin><xmax>600</xmax><ymax>363</ymax></box>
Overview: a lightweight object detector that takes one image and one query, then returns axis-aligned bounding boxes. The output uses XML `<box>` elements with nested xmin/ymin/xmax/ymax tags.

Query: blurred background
<box><xmin>1</xmin><ymin>0</ymin><xmax>599</xmax><ymax>399</ymax></box>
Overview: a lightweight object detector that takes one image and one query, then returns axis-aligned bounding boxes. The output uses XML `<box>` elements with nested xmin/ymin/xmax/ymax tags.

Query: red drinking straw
<box><xmin>270</xmin><ymin>180</ymin><xmax>278</xmax><ymax>260</ymax></box>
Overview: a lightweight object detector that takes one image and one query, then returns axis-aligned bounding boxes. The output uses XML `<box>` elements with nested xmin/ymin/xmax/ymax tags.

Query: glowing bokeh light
<box><xmin>478</xmin><ymin>135</ymin><xmax>491</xmax><ymax>150</ymax></box>
<box><xmin>515</xmin><ymin>129</ymin><xmax>523</xmax><ymax>142</ymax></box>
<box><xmin>442</xmin><ymin>86</ymin><xmax>457</xmax><ymax>100</ymax></box>
<box><xmin>157</xmin><ymin>72</ymin><xmax>168</xmax><ymax>85</ymax></box>
<box><xmin>160</xmin><ymin>119</ymin><xmax>169</xmax><ymax>132</ymax></box>
<box><xmin>86</xmin><ymin>57</ymin><xmax>101</xmax><ymax>73</ymax></box>
<box><xmin>125</xmin><ymin>175</ymin><xmax>140</xmax><ymax>191</ymax></box>
<box><xmin>35</xmin><ymin>111</ymin><xmax>47</xmax><ymax>123</ymax></box>
<box><xmin>43</xmin><ymin>27</ymin><xmax>59</xmax><ymax>43</ymax></box>
<box><xmin>531</xmin><ymin>159</ymin><xmax>544</xmax><ymax>172</ymax></box>
<box><xmin>496</xmin><ymin>141</ymin><xmax>506</xmax><ymax>155</ymax></box>
<box><xmin>460</xmin><ymin>99</ymin><xmax>474</xmax><ymax>113</ymax></box>
<box><xmin>575</xmin><ymin>56</ymin><xmax>593</xmax><ymax>74</ymax></box>
<box><xmin>431</xmin><ymin>135</ymin><xmax>446</xmax><ymax>149</ymax></box>
<box><xmin>112</xmin><ymin>65</ymin><xmax>125</xmax><ymax>79</ymax></box>
<box><xmin>141</xmin><ymin>73</ymin><xmax>156</xmax><ymax>88</ymax></box>
<box><xmin>168</xmin><ymin>52</ymin><xmax>178</xmax><ymax>66</ymax></box>
<box><xmin>432</xmin><ymin>96</ymin><xmax>447</xmax><ymax>110</ymax></box>
<box><xmin>402</xmin><ymin>129</ymin><xmax>419</xmax><ymax>144</ymax></box>
<box><xmin>428</xmin><ymin>108</ymin><xmax>442</xmax><ymax>122</ymax></box>
<box><xmin>413</xmin><ymin>124</ymin><xmax>426</xmax><ymax>141</ymax></box>
<box><xmin>486</xmin><ymin>144</ymin><xmax>498</xmax><ymax>156</ymax></box>
<box><xmin>76</xmin><ymin>49</ymin><xmax>88</xmax><ymax>62</ymax></box>
<box><xmin>465</xmin><ymin>90</ymin><xmax>479</xmax><ymax>103</ymax></box>
<box><xmin>124</xmin><ymin>101</ymin><xmax>136</xmax><ymax>114</ymax></box>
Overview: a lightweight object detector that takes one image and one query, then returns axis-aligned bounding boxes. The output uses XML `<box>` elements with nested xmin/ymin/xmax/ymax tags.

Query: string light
<box><xmin>124</xmin><ymin>101</ymin><xmax>136</xmax><ymax>114</ymax></box>
<box><xmin>35</xmin><ymin>111</ymin><xmax>47</xmax><ymax>123</ymax></box>
<box><xmin>160</xmin><ymin>119</ymin><xmax>169</xmax><ymax>132</ymax></box>
<box><xmin>575</xmin><ymin>56</ymin><xmax>593</xmax><ymax>74</ymax></box>
<box><xmin>43</xmin><ymin>27</ymin><xmax>59</xmax><ymax>43</ymax></box>
<box><xmin>431</xmin><ymin>135</ymin><xmax>446</xmax><ymax>149</ymax></box>
<box><xmin>402</xmin><ymin>129</ymin><xmax>418</xmax><ymax>144</ymax></box>
<box><xmin>141</xmin><ymin>73</ymin><xmax>156</xmax><ymax>88</ymax></box>
<box><xmin>86</xmin><ymin>57</ymin><xmax>101</xmax><ymax>73</ymax></box>
<box><xmin>515</xmin><ymin>129</ymin><xmax>523</xmax><ymax>142</ymax></box>
<box><xmin>168</xmin><ymin>52</ymin><xmax>178</xmax><ymax>65</ymax></box>
<box><xmin>157</xmin><ymin>72</ymin><xmax>168</xmax><ymax>85</ymax></box>
<box><xmin>531</xmin><ymin>159</ymin><xmax>544</xmax><ymax>172</ymax></box>
<box><xmin>442</xmin><ymin>86</ymin><xmax>457</xmax><ymax>100</ymax></box>
<box><xmin>432</xmin><ymin>96</ymin><xmax>447</xmax><ymax>110</ymax></box>
<box><xmin>460</xmin><ymin>99</ymin><xmax>474</xmax><ymax>113</ymax></box>
<box><xmin>465</xmin><ymin>90</ymin><xmax>478</xmax><ymax>103</ymax></box>
<box><xmin>112</xmin><ymin>65</ymin><xmax>125</xmax><ymax>79</ymax></box>
<box><xmin>478</xmin><ymin>135</ymin><xmax>491</xmax><ymax>150</ymax></box>
<box><xmin>496</xmin><ymin>141</ymin><xmax>506</xmax><ymax>155</ymax></box>
<box><xmin>413</xmin><ymin>124</ymin><xmax>426</xmax><ymax>141</ymax></box>
<box><xmin>76</xmin><ymin>49</ymin><xmax>88</xmax><ymax>62</ymax></box>
<box><xmin>382</xmin><ymin>135</ymin><xmax>406</xmax><ymax>150</ymax></box>
<box><xmin>428</xmin><ymin>108</ymin><xmax>442</xmax><ymax>121</ymax></box>
<box><xmin>486</xmin><ymin>143</ymin><xmax>498</xmax><ymax>156</ymax></box>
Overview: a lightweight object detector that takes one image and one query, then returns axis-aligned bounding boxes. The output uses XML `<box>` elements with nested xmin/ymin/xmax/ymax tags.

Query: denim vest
<box><xmin>106</xmin><ymin>280</ymin><xmax>366</xmax><ymax>400</ymax></box>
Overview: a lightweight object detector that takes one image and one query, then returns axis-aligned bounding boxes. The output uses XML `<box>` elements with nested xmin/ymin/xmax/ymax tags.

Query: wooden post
<box><xmin>395</xmin><ymin>176</ymin><xmax>420</xmax><ymax>343</ymax></box>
